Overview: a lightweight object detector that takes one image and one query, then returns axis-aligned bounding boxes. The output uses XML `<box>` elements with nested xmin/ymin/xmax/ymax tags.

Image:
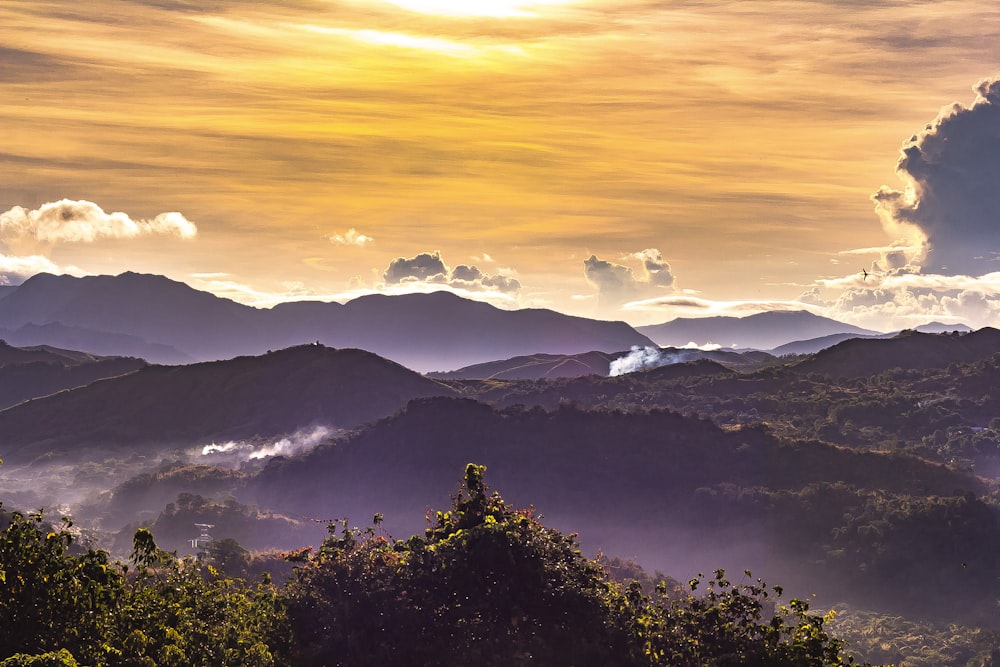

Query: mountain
<box><xmin>770</xmin><ymin>332</ymin><xmax>885</xmax><ymax>356</ymax></box>
<box><xmin>0</xmin><ymin>272</ymin><xmax>269</xmax><ymax>361</ymax></box>
<box><xmin>0</xmin><ymin>272</ymin><xmax>655</xmax><ymax>371</ymax></box>
<box><xmin>0</xmin><ymin>322</ymin><xmax>194</xmax><ymax>364</ymax></box>
<box><xmin>316</xmin><ymin>291</ymin><xmax>654</xmax><ymax>372</ymax></box>
<box><xmin>914</xmin><ymin>321</ymin><xmax>973</xmax><ymax>334</ymax></box>
<box><xmin>792</xmin><ymin>327</ymin><xmax>1000</xmax><ymax>378</ymax></box>
<box><xmin>638</xmin><ymin>310</ymin><xmax>880</xmax><ymax>350</ymax></box>
<box><xmin>430</xmin><ymin>347</ymin><xmax>778</xmax><ymax>380</ymax></box>
<box><xmin>428</xmin><ymin>351</ymin><xmax>619</xmax><ymax>380</ymax></box>
<box><xmin>0</xmin><ymin>341</ymin><xmax>146</xmax><ymax>410</ymax></box>
<box><xmin>0</xmin><ymin>344</ymin><xmax>456</xmax><ymax>462</ymax></box>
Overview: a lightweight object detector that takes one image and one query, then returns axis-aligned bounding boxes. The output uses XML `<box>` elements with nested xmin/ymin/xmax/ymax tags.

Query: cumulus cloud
<box><xmin>329</xmin><ymin>228</ymin><xmax>374</xmax><ymax>247</ymax></box>
<box><xmin>383</xmin><ymin>251</ymin><xmax>449</xmax><ymax>283</ymax></box>
<box><xmin>0</xmin><ymin>199</ymin><xmax>197</xmax><ymax>244</ymax></box>
<box><xmin>805</xmin><ymin>78</ymin><xmax>1000</xmax><ymax>331</ymax></box>
<box><xmin>0</xmin><ymin>253</ymin><xmax>77</xmax><ymax>284</ymax></box>
<box><xmin>584</xmin><ymin>248</ymin><xmax>676</xmax><ymax>313</ymax></box>
<box><xmin>818</xmin><ymin>270</ymin><xmax>1000</xmax><ymax>331</ymax></box>
<box><xmin>872</xmin><ymin>77</ymin><xmax>1000</xmax><ymax>275</ymax></box>
<box><xmin>382</xmin><ymin>250</ymin><xmax>521</xmax><ymax>293</ymax></box>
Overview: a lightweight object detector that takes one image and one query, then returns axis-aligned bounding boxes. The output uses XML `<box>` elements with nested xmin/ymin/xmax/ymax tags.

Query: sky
<box><xmin>2</xmin><ymin>0</ymin><xmax>1000</xmax><ymax>332</ymax></box>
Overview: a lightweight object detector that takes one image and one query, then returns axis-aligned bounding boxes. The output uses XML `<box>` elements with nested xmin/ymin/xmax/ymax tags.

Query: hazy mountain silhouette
<box><xmin>428</xmin><ymin>351</ymin><xmax>619</xmax><ymax>380</ymax></box>
<box><xmin>770</xmin><ymin>332</ymin><xmax>885</xmax><ymax>356</ymax></box>
<box><xmin>430</xmin><ymin>347</ymin><xmax>778</xmax><ymax>380</ymax></box>
<box><xmin>638</xmin><ymin>310</ymin><xmax>880</xmax><ymax>350</ymax></box>
<box><xmin>0</xmin><ymin>272</ymin><xmax>268</xmax><ymax>361</ymax></box>
<box><xmin>0</xmin><ymin>344</ymin><xmax>456</xmax><ymax>462</ymax></box>
<box><xmin>0</xmin><ymin>341</ymin><xmax>146</xmax><ymax>410</ymax></box>
<box><xmin>792</xmin><ymin>327</ymin><xmax>1000</xmax><ymax>378</ymax></box>
<box><xmin>0</xmin><ymin>272</ymin><xmax>654</xmax><ymax>371</ymax></box>
<box><xmin>0</xmin><ymin>322</ymin><xmax>194</xmax><ymax>364</ymax></box>
<box><xmin>914</xmin><ymin>321</ymin><xmax>973</xmax><ymax>334</ymax></box>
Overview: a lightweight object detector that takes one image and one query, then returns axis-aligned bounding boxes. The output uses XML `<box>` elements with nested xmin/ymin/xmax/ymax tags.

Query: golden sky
<box><xmin>2</xmin><ymin>0</ymin><xmax>1000</xmax><ymax>330</ymax></box>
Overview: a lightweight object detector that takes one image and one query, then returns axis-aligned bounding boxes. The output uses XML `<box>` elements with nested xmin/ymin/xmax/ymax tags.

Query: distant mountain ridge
<box><xmin>638</xmin><ymin>310</ymin><xmax>880</xmax><ymax>350</ymax></box>
<box><xmin>0</xmin><ymin>341</ymin><xmax>146</xmax><ymax>410</ymax></box>
<box><xmin>0</xmin><ymin>272</ymin><xmax>654</xmax><ymax>370</ymax></box>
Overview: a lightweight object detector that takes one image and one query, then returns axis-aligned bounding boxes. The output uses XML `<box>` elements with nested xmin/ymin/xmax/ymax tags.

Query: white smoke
<box><xmin>198</xmin><ymin>425</ymin><xmax>334</xmax><ymax>465</ymax></box>
<box><xmin>609</xmin><ymin>343</ymin><xmax>722</xmax><ymax>376</ymax></box>
<box><xmin>608</xmin><ymin>346</ymin><xmax>683</xmax><ymax>376</ymax></box>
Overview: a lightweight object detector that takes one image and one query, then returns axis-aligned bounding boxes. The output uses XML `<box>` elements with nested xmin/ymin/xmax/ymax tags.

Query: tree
<box><xmin>283</xmin><ymin>464</ymin><xmax>864</xmax><ymax>667</ymax></box>
<box><xmin>0</xmin><ymin>507</ymin><xmax>122</xmax><ymax>665</ymax></box>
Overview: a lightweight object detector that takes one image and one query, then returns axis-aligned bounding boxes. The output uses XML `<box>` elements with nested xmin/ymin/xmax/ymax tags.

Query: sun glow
<box><xmin>381</xmin><ymin>0</ymin><xmax>573</xmax><ymax>18</ymax></box>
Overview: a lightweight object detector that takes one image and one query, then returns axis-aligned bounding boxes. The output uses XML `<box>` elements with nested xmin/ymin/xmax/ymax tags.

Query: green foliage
<box><xmin>828</xmin><ymin>605</ymin><xmax>1000</xmax><ymax>667</ymax></box>
<box><xmin>283</xmin><ymin>464</ymin><xmax>864</xmax><ymax>667</ymax></box>
<box><xmin>102</xmin><ymin>530</ymin><xmax>290</xmax><ymax>666</ymax></box>
<box><xmin>0</xmin><ymin>507</ymin><xmax>121</xmax><ymax>665</ymax></box>
<box><xmin>0</xmin><ymin>649</ymin><xmax>79</xmax><ymax>666</ymax></box>
<box><xmin>631</xmin><ymin>570</ymin><xmax>860</xmax><ymax>667</ymax></box>
<box><xmin>0</xmin><ymin>505</ymin><xmax>289</xmax><ymax>666</ymax></box>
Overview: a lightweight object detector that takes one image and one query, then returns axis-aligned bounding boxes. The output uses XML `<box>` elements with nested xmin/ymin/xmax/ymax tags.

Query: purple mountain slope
<box><xmin>0</xmin><ymin>273</ymin><xmax>655</xmax><ymax>371</ymax></box>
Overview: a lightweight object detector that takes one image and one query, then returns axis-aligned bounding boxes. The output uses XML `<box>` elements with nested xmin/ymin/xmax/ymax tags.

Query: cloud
<box><xmin>816</xmin><ymin>269</ymin><xmax>1000</xmax><ymax>331</ymax></box>
<box><xmin>630</xmin><ymin>248</ymin><xmax>675</xmax><ymax>288</ymax></box>
<box><xmin>872</xmin><ymin>77</ymin><xmax>1000</xmax><ymax>275</ymax></box>
<box><xmin>383</xmin><ymin>251</ymin><xmax>449</xmax><ymax>283</ymax></box>
<box><xmin>382</xmin><ymin>250</ymin><xmax>521</xmax><ymax>293</ymax></box>
<box><xmin>0</xmin><ymin>199</ymin><xmax>197</xmax><ymax>244</ymax></box>
<box><xmin>329</xmin><ymin>228</ymin><xmax>374</xmax><ymax>247</ymax></box>
<box><xmin>584</xmin><ymin>248</ymin><xmax>676</xmax><ymax>312</ymax></box>
<box><xmin>0</xmin><ymin>253</ymin><xmax>81</xmax><ymax>284</ymax></box>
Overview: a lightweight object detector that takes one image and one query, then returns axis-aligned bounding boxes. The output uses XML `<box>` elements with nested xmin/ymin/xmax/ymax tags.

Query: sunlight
<box><xmin>299</xmin><ymin>24</ymin><xmax>478</xmax><ymax>56</ymax></box>
<box><xmin>381</xmin><ymin>0</ymin><xmax>574</xmax><ymax>18</ymax></box>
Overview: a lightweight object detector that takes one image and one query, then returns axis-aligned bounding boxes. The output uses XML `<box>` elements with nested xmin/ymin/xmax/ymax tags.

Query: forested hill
<box><xmin>249</xmin><ymin>396</ymin><xmax>994</xmax><ymax>620</ymax></box>
<box><xmin>792</xmin><ymin>327</ymin><xmax>1000</xmax><ymax>378</ymax></box>
<box><xmin>0</xmin><ymin>341</ymin><xmax>145</xmax><ymax>410</ymax></box>
<box><xmin>0</xmin><ymin>344</ymin><xmax>455</xmax><ymax>461</ymax></box>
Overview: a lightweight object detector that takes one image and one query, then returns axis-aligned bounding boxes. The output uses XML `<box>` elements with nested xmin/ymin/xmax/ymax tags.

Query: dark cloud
<box><xmin>873</xmin><ymin>77</ymin><xmax>1000</xmax><ymax>275</ymax></box>
<box><xmin>382</xmin><ymin>252</ymin><xmax>520</xmax><ymax>293</ymax></box>
<box><xmin>583</xmin><ymin>248</ymin><xmax>676</xmax><ymax>311</ymax></box>
<box><xmin>383</xmin><ymin>251</ymin><xmax>448</xmax><ymax>284</ymax></box>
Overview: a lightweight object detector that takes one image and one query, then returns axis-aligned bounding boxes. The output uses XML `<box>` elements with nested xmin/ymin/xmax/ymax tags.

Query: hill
<box><xmin>0</xmin><ymin>344</ymin><xmax>456</xmax><ymax>462</ymax></box>
<box><xmin>638</xmin><ymin>310</ymin><xmax>880</xmax><ymax>350</ymax></box>
<box><xmin>428</xmin><ymin>351</ymin><xmax>618</xmax><ymax>380</ymax></box>
<box><xmin>0</xmin><ymin>272</ymin><xmax>654</xmax><ymax>371</ymax></box>
<box><xmin>0</xmin><ymin>341</ymin><xmax>146</xmax><ymax>410</ymax></box>
<box><xmin>248</xmin><ymin>396</ymin><xmax>990</xmax><ymax>618</ymax></box>
<box><xmin>792</xmin><ymin>327</ymin><xmax>1000</xmax><ymax>378</ymax></box>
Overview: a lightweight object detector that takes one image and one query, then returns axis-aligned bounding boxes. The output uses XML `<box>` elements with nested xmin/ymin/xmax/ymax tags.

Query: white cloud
<box><xmin>0</xmin><ymin>199</ymin><xmax>197</xmax><ymax>244</ymax></box>
<box><xmin>329</xmin><ymin>228</ymin><xmax>374</xmax><ymax>247</ymax></box>
<box><xmin>0</xmin><ymin>253</ymin><xmax>83</xmax><ymax>284</ymax></box>
<box><xmin>584</xmin><ymin>248</ymin><xmax>676</xmax><ymax>316</ymax></box>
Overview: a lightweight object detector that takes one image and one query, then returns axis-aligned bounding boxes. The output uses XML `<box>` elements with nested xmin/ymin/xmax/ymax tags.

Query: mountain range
<box><xmin>638</xmin><ymin>310</ymin><xmax>881</xmax><ymax>350</ymax></box>
<box><xmin>0</xmin><ymin>272</ymin><xmax>653</xmax><ymax>371</ymax></box>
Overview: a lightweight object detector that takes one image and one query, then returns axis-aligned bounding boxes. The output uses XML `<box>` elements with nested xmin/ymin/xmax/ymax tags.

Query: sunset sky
<box><xmin>2</xmin><ymin>0</ymin><xmax>1000</xmax><ymax>331</ymax></box>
